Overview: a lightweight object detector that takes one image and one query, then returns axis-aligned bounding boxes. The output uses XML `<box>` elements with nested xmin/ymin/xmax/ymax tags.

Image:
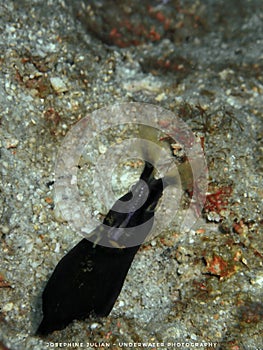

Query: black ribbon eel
<box><xmin>37</xmin><ymin>161</ymin><xmax>169</xmax><ymax>335</ymax></box>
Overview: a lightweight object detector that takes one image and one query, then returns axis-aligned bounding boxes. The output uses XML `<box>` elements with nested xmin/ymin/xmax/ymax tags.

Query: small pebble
<box><xmin>6</xmin><ymin>138</ymin><xmax>19</xmax><ymax>149</ymax></box>
<box><xmin>118</xmin><ymin>300</ymin><xmax>125</xmax><ymax>307</ymax></box>
<box><xmin>1</xmin><ymin>225</ymin><xmax>10</xmax><ymax>234</ymax></box>
<box><xmin>90</xmin><ymin>323</ymin><xmax>99</xmax><ymax>330</ymax></box>
<box><xmin>98</xmin><ymin>144</ymin><xmax>107</xmax><ymax>154</ymax></box>
<box><xmin>50</xmin><ymin>77</ymin><xmax>68</xmax><ymax>93</ymax></box>
<box><xmin>3</xmin><ymin>303</ymin><xmax>13</xmax><ymax>312</ymax></box>
<box><xmin>16</xmin><ymin>193</ymin><xmax>23</xmax><ymax>201</ymax></box>
<box><xmin>54</xmin><ymin>242</ymin><xmax>60</xmax><ymax>253</ymax></box>
<box><xmin>155</xmin><ymin>92</ymin><xmax>166</xmax><ymax>102</ymax></box>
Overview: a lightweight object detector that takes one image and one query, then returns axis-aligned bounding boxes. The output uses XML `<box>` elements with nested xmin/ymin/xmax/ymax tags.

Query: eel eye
<box><xmin>130</xmin><ymin>184</ymin><xmax>135</xmax><ymax>191</ymax></box>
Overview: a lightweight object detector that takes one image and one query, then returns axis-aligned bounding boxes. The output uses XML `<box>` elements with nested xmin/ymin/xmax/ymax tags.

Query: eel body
<box><xmin>37</xmin><ymin>162</ymin><xmax>166</xmax><ymax>335</ymax></box>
